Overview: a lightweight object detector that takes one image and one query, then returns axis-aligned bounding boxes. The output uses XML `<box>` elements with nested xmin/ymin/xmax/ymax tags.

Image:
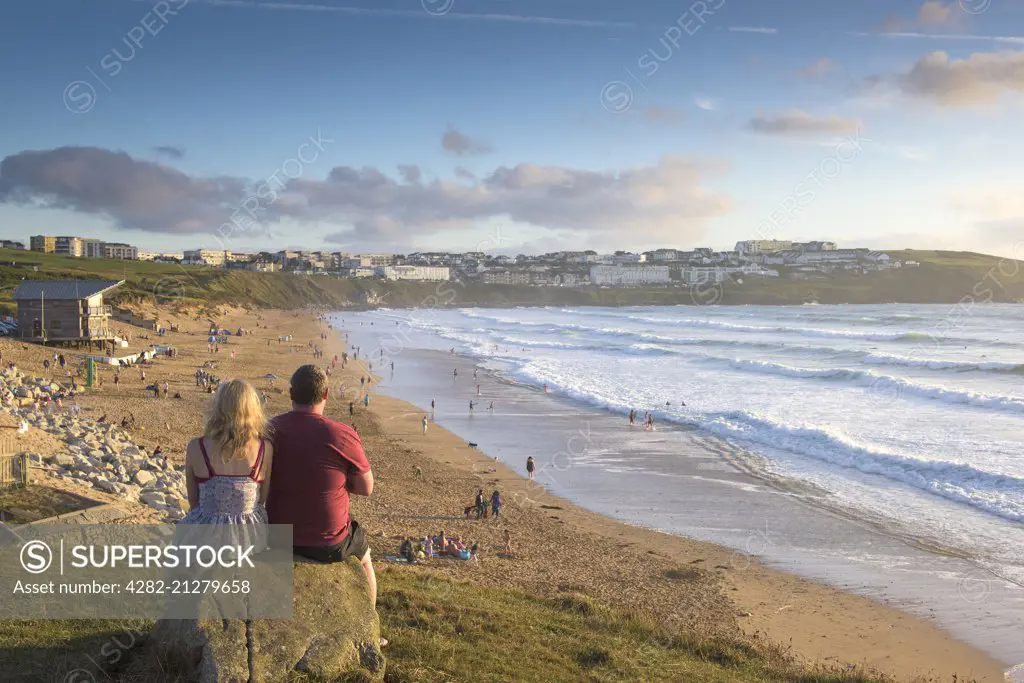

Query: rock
<box><xmin>135</xmin><ymin>470</ymin><xmax>156</xmax><ymax>487</ymax></box>
<box><xmin>48</xmin><ymin>454</ymin><xmax>75</xmax><ymax>468</ymax></box>
<box><xmin>94</xmin><ymin>479</ymin><xmax>118</xmax><ymax>493</ymax></box>
<box><xmin>141</xmin><ymin>491</ymin><xmax>166</xmax><ymax>507</ymax></box>
<box><xmin>151</xmin><ymin>560</ymin><xmax>385</xmax><ymax>682</ymax></box>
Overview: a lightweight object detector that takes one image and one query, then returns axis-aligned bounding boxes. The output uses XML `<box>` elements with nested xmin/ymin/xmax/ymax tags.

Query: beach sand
<box><xmin>0</xmin><ymin>304</ymin><xmax>1008</xmax><ymax>682</ymax></box>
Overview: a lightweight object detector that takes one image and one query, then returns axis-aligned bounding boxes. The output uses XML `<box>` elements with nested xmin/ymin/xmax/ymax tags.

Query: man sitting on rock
<box><xmin>267</xmin><ymin>364</ymin><xmax>378</xmax><ymax>607</ymax></box>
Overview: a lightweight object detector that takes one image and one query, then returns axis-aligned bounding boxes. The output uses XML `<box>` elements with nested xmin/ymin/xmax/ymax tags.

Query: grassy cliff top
<box><xmin>0</xmin><ymin>248</ymin><xmax>1020</xmax><ymax>314</ymax></box>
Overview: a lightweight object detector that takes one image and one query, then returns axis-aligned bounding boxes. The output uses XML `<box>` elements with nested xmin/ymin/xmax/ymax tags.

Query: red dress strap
<box><xmin>197</xmin><ymin>437</ymin><xmax>216</xmax><ymax>477</ymax></box>
<box><xmin>249</xmin><ymin>439</ymin><xmax>265</xmax><ymax>482</ymax></box>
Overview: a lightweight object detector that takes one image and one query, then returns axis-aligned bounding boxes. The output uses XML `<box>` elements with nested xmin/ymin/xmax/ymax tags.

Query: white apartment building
<box><xmin>589</xmin><ymin>264</ymin><xmax>670</xmax><ymax>287</ymax></box>
<box><xmin>183</xmin><ymin>249</ymin><xmax>227</xmax><ymax>266</ymax></box>
<box><xmin>377</xmin><ymin>265</ymin><xmax>450</xmax><ymax>281</ymax></box>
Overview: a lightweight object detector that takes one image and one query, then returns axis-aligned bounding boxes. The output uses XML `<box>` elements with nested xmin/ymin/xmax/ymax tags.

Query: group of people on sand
<box><xmin>400</xmin><ymin>532</ymin><xmax>478</xmax><ymax>563</ymax></box>
<box><xmin>627</xmin><ymin>409</ymin><xmax>656</xmax><ymax>430</ymax></box>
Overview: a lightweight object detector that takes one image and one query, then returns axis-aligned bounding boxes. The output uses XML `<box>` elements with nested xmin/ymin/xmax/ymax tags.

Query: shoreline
<box><xmin>0</xmin><ymin>304</ymin><xmax>1010</xmax><ymax>682</ymax></box>
<box><xmin>336</xmin><ymin>313</ymin><xmax>1015</xmax><ymax>682</ymax></box>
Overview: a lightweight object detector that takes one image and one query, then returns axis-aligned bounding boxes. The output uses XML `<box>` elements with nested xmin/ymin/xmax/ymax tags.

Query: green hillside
<box><xmin>0</xmin><ymin>248</ymin><xmax>1021</xmax><ymax>314</ymax></box>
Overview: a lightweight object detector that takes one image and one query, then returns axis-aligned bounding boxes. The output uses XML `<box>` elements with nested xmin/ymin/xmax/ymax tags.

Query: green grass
<box><xmin>372</xmin><ymin>567</ymin><xmax>891</xmax><ymax>683</ymax></box>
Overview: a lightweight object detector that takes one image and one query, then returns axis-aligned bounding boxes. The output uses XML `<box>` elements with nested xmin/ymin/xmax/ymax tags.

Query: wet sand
<box><xmin>351</xmin><ymin>338</ymin><xmax>1024</xmax><ymax>674</ymax></box>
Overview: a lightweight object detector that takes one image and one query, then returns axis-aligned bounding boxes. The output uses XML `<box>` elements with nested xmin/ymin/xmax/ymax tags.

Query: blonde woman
<box><xmin>180</xmin><ymin>379</ymin><xmax>273</xmax><ymax>537</ymax></box>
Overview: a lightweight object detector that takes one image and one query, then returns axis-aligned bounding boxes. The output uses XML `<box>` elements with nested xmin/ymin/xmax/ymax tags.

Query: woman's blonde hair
<box><xmin>204</xmin><ymin>379</ymin><xmax>266</xmax><ymax>460</ymax></box>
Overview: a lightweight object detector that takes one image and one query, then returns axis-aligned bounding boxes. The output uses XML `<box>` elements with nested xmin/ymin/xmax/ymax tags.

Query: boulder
<box><xmin>135</xmin><ymin>470</ymin><xmax>156</xmax><ymax>487</ymax></box>
<box><xmin>151</xmin><ymin>559</ymin><xmax>384</xmax><ymax>682</ymax></box>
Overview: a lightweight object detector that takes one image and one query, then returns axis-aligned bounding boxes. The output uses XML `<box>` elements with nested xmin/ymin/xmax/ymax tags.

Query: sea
<box><xmin>337</xmin><ymin>303</ymin><xmax>1024</xmax><ymax>673</ymax></box>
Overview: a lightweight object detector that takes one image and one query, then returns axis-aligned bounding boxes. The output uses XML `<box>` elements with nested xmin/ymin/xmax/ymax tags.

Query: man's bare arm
<box><xmin>348</xmin><ymin>470</ymin><xmax>374</xmax><ymax>497</ymax></box>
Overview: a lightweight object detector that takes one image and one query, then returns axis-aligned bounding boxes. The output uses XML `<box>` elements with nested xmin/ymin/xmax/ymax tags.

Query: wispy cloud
<box><xmin>748</xmin><ymin>110</ymin><xmax>861</xmax><ymax>138</ymax></box>
<box><xmin>694</xmin><ymin>95</ymin><xmax>717</xmax><ymax>111</ymax></box>
<box><xmin>153</xmin><ymin>145</ymin><xmax>185</xmax><ymax>160</ymax></box>
<box><xmin>799</xmin><ymin>58</ymin><xmax>838</xmax><ymax>79</ymax></box>
<box><xmin>851</xmin><ymin>30</ymin><xmax>1024</xmax><ymax>45</ymax></box>
<box><xmin>728</xmin><ymin>26</ymin><xmax>778</xmax><ymax>34</ymax></box>
<box><xmin>191</xmin><ymin>0</ymin><xmax>639</xmax><ymax>29</ymax></box>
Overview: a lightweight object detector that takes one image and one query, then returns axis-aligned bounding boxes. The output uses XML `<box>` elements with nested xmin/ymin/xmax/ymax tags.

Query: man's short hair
<box><xmin>290</xmin><ymin>364</ymin><xmax>329</xmax><ymax>405</ymax></box>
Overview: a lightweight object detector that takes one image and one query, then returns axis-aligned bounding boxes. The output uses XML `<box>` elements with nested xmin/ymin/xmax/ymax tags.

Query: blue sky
<box><xmin>1</xmin><ymin>0</ymin><xmax>1023</xmax><ymax>257</ymax></box>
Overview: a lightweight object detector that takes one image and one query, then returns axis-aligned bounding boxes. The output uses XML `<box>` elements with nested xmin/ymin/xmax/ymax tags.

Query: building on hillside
<box><xmin>102</xmin><ymin>243</ymin><xmax>138</xmax><ymax>260</ymax></box>
<box><xmin>647</xmin><ymin>249</ymin><xmax>681</xmax><ymax>261</ymax></box>
<box><xmin>589</xmin><ymin>264</ymin><xmax>671</xmax><ymax>287</ymax></box>
<box><xmin>54</xmin><ymin>236</ymin><xmax>84</xmax><ymax>257</ymax></box>
<box><xmin>482</xmin><ymin>270</ymin><xmax>530</xmax><ymax>285</ymax></box>
<box><xmin>82</xmin><ymin>239</ymin><xmax>105</xmax><ymax>258</ymax></box>
<box><xmin>248</xmin><ymin>260</ymin><xmax>279</xmax><ymax>273</ymax></box>
<box><xmin>12</xmin><ymin>279</ymin><xmax>123</xmax><ymax>345</ymax></box>
<box><xmin>797</xmin><ymin>241</ymin><xmax>837</xmax><ymax>252</ymax></box>
<box><xmin>0</xmin><ymin>240</ymin><xmax>25</xmax><ymax>250</ymax></box>
<box><xmin>183</xmin><ymin>249</ymin><xmax>227</xmax><ymax>266</ymax></box>
<box><xmin>353</xmin><ymin>253</ymin><xmax>394</xmax><ymax>268</ymax></box>
<box><xmin>735</xmin><ymin>240</ymin><xmax>794</xmax><ymax>256</ymax></box>
<box><xmin>377</xmin><ymin>265</ymin><xmax>450</xmax><ymax>281</ymax></box>
<box><xmin>30</xmin><ymin>235</ymin><xmax>57</xmax><ymax>253</ymax></box>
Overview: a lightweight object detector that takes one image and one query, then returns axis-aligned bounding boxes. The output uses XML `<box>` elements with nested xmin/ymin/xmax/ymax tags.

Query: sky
<box><xmin>1</xmin><ymin>0</ymin><xmax>1024</xmax><ymax>257</ymax></box>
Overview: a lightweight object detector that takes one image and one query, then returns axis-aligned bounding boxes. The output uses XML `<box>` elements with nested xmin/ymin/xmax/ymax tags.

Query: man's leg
<box><xmin>359</xmin><ymin>549</ymin><xmax>377</xmax><ymax>606</ymax></box>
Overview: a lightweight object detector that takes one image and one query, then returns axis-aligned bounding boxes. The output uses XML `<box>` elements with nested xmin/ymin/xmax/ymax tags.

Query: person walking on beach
<box><xmin>526</xmin><ymin>456</ymin><xmax>535</xmax><ymax>481</ymax></box>
<box><xmin>266</xmin><ymin>364</ymin><xmax>380</xmax><ymax>611</ymax></box>
<box><xmin>476</xmin><ymin>384</ymin><xmax>481</xmax><ymax>396</ymax></box>
<box><xmin>475</xmin><ymin>489</ymin><xmax>485</xmax><ymax>519</ymax></box>
<box><xmin>349</xmin><ymin>401</ymin><xmax>355</xmax><ymax>417</ymax></box>
<box><xmin>469</xmin><ymin>400</ymin><xmax>474</xmax><ymax>414</ymax></box>
<box><xmin>453</xmin><ymin>368</ymin><xmax>458</xmax><ymax>378</ymax></box>
<box><xmin>490</xmin><ymin>489</ymin><xmax>501</xmax><ymax>518</ymax></box>
<box><xmin>422</xmin><ymin>415</ymin><xmax>428</xmax><ymax>435</ymax></box>
<box><xmin>363</xmin><ymin>393</ymin><xmax>370</xmax><ymax>408</ymax></box>
<box><xmin>628</xmin><ymin>409</ymin><xmax>635</xmax><ymax>425</ymax></box>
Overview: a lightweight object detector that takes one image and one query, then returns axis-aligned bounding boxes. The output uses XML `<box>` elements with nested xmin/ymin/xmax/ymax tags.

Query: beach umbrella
<box><xmin>208</xmin><ymin>336</ymin><xmax>216</xmax><ymax>342</ymax></box>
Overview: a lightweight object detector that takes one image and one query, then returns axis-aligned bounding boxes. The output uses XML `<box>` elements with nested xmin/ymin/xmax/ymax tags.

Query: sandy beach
<box><xmin>0</xmin><ymin>304</ymin><xmax>1009</xmax><ymax>682</ymax></box>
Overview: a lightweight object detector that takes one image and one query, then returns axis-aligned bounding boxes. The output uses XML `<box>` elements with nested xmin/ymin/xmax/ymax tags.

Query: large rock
<box><xmin>152</xmin><ymin>559</ymin><xmax>384</xmax><ymax>682</ymax></box>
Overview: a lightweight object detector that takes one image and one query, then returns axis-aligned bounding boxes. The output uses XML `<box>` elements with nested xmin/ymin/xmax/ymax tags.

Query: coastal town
<box><xmin>9</xmin><ymin>235</ymin><xmax>919</xmax><ymax>288</ymax></box>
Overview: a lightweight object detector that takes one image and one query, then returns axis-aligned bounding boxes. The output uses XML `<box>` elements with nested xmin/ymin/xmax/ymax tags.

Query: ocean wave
<box><xmin>706</xmin><ymin>357</ymin><xmax>1024</xmax><ymax>414</ymax></box>
<box><xmin>506</xmin><ymin>364</ymin><xmax>1024</xmax><ymax>523</ymax></box>
<box><xmin>862</xmin><ymin>351</ymin><xmax>1024</xmax><ymax>374</ymax></box>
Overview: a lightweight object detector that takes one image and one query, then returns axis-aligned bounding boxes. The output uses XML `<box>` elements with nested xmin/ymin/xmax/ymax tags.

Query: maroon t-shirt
<box><xmin>266</xmin><ymin>411</ymin><xmax>371</xmax><ymax>547</ymax></box>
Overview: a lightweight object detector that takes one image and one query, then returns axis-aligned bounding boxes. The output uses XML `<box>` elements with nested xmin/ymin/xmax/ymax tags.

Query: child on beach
<box><xmin>503</xmin><ymin>529</ymin><xmax>512</xmax><ymax>556</ymax></box>
<box><xmin>526</xmin><ymin>456</ymin><xmax>535</xmax><ymax>481</ymax></box>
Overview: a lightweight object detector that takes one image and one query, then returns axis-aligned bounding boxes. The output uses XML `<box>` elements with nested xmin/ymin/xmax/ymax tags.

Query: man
<box><xmin>267</xmin><ymin>365</ymin><xmax>378</xmax><ymax>607</ymax></box>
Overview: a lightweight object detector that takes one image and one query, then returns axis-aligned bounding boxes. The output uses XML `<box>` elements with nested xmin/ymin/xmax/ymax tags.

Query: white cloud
<box><xmin>728</xmin><ymin>26</ymin><xmax>777</xmax><ymax>34</ymax></box>
<box><xmin>694</xmin><ymin>95</ymin><xmax>717</xmax><ymax>111</ymax></box>
<box><xmin>896</xmin><ymin>50</ymin><xmax>1024</xmax><ymax>106</ymax></box>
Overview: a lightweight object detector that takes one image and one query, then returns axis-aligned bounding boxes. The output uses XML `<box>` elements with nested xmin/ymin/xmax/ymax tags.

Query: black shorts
<box><xmin>293</xmin><ymin>519</ymin><xmax>370</xmax><ymax>563</ymax></box>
